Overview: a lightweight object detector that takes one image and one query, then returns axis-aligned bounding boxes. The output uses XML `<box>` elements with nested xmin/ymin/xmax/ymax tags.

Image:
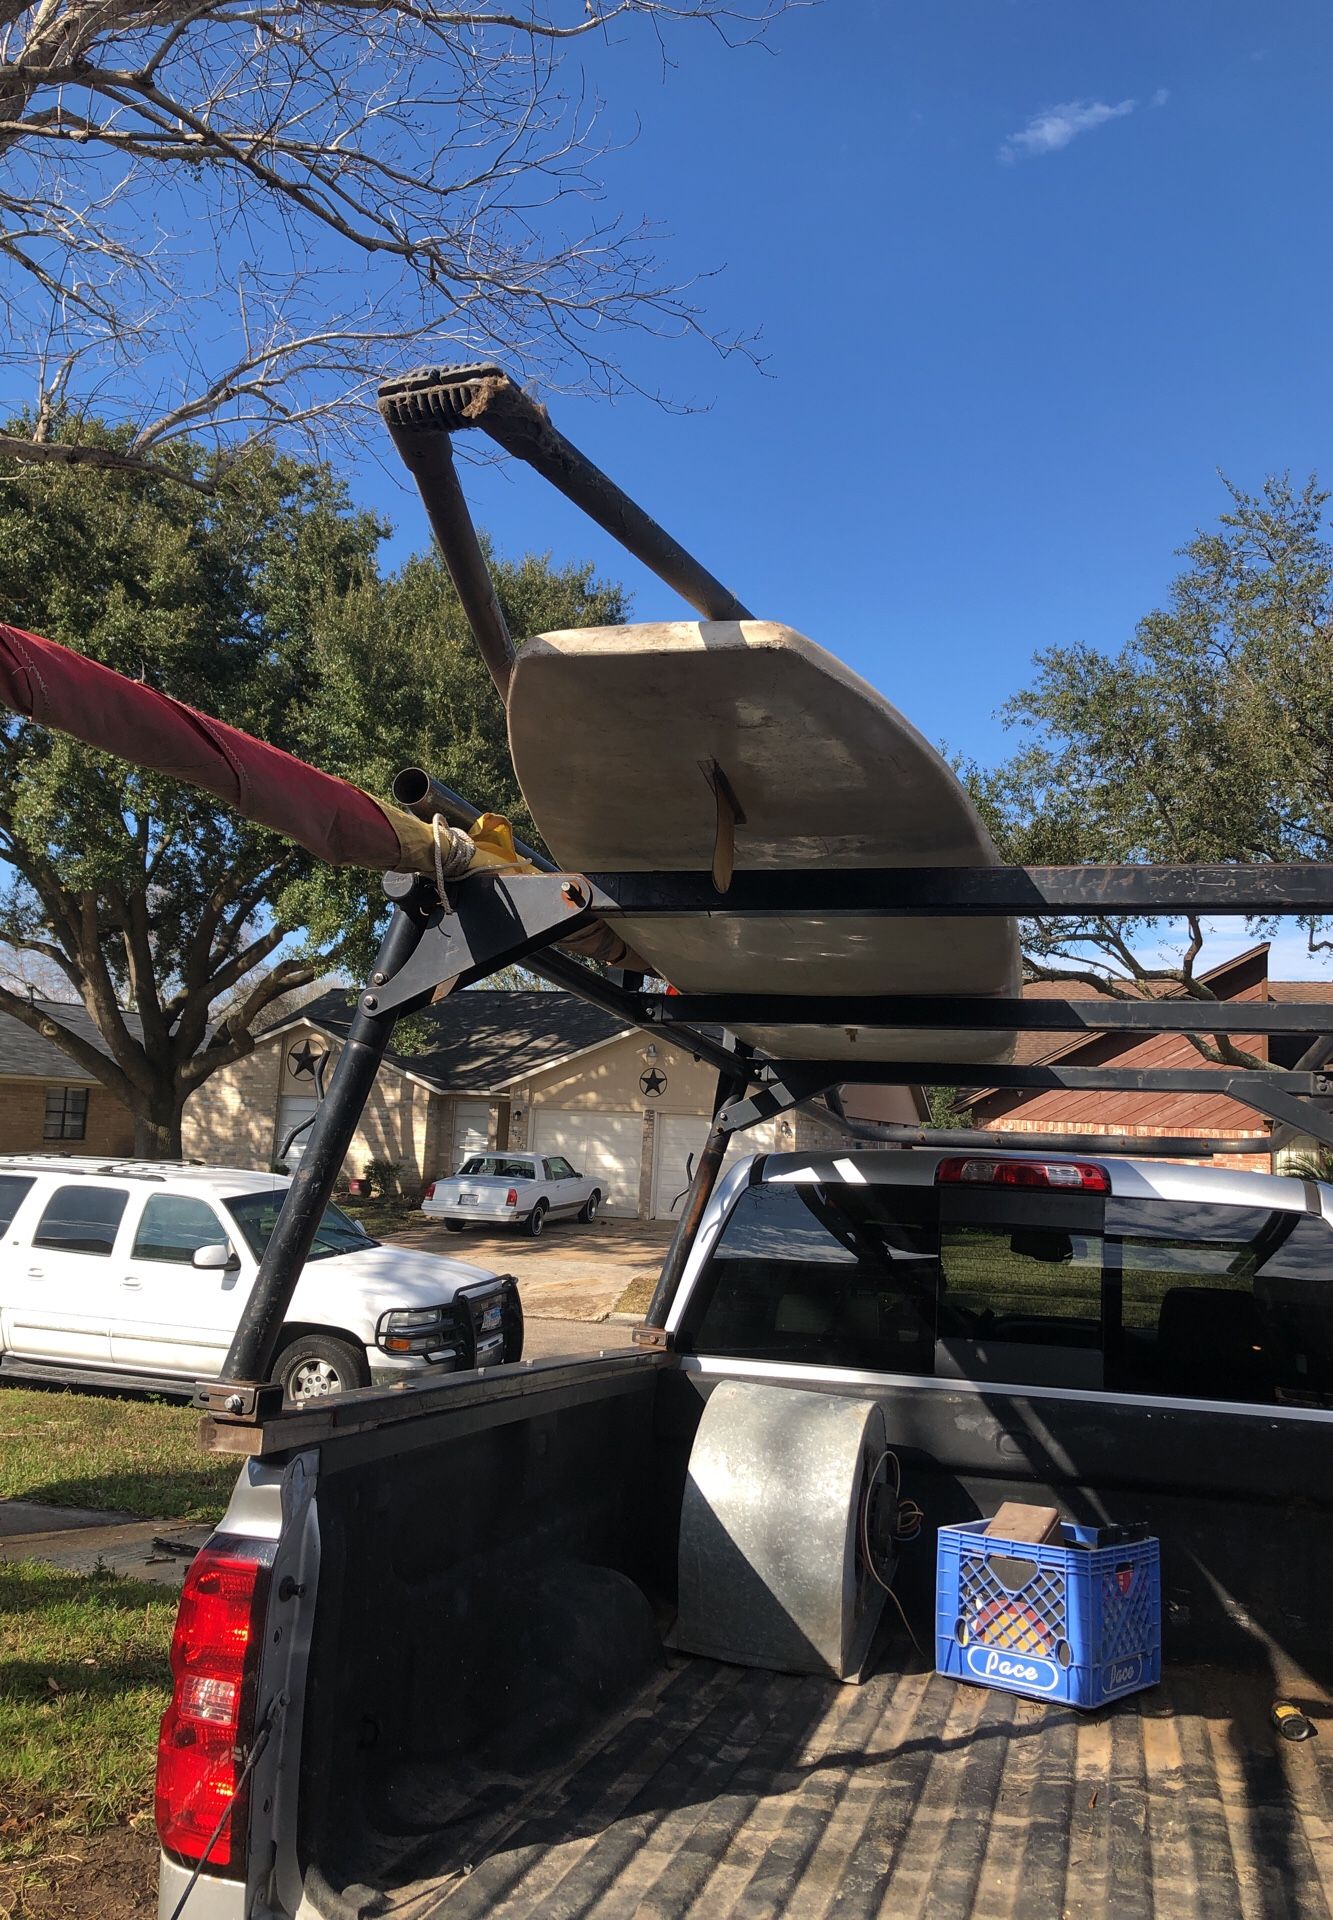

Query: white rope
<box><xmin>431</xmin><ymin>813</ymin><xmax>476</xmax><ymax>897</ymax></box>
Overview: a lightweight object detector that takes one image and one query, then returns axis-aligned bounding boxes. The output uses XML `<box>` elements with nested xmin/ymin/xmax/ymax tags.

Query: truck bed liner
<box><xmin>309</xmin><ymin>1658</ymin><xmax>1333</xmax><ymax>1920</ymax></box>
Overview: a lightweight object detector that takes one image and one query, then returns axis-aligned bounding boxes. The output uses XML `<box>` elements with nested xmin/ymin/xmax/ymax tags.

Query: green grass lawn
<box><xmin>0</xmin><ymin>1387</ymin><xmax>235</xmax><ymax>1523</ymax></box>
<box><xmin>0</xmin><ymin>1390</ymin><xmax>235</xmax><ymax>1900</ymax></box>
<box><xmin>612</xmin><ymin>1273</ymin><xmax>657</xmax><ymax>1317</ymax></box>
<box><xmin>0</xmin><ymin>1560</ymin><xmax>176</xmax><ymax>1844</ymax></box>
<box><xmin>341</xmin><ymin>1194</ymin><xmax>425</xmax><ymax>1238</ymax></box>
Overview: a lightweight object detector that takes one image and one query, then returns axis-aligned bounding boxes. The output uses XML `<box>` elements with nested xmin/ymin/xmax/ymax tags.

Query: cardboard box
<box><xmin>984</xmin><ymin>1502</ymin><xmax>1062</xmax><ymax>1545</ymax></box>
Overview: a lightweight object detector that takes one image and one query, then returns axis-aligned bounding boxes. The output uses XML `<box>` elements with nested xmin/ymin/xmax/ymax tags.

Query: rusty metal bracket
<box><xmin>198</xmin><ymin>1379</ymin><xmax>288</xmax><ymax>1421</ymax></box>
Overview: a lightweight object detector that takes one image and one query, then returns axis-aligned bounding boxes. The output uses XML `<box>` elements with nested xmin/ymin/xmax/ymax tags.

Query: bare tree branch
<box><xmin>0</xmin><ymin>0</ymin><xmax>792</xmax><ymax>477</ymax></box>
<box><xmin>179</xmin><ymin>952</ymin><xmax>319</xmax><ymax>1089</ymax></box>
<box><xmin>0</xmin><ymin>429</ymin><xmax>211</xmax><ymax>487</ymax></box>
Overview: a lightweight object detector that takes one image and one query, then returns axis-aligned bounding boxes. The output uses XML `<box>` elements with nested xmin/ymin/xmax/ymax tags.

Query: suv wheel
<box><xmin>525</xmin><ymin>1200</ymin><xmax>548</xmax><ymax>1239</ymax></box>
<box><xmin>578</xmin><ymin>1189</ymin><xmax>602</xmax><ymax>1224</ymax></box>
<box><xmin>271</xmin><ymin>1334</ymin><xmax>370</xmax><ymax>1403</ymax></box>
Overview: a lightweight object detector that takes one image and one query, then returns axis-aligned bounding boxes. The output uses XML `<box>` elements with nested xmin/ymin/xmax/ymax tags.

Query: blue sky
<box><xmin>361</xmin><ymin>3</ymin><xmax>1330</xmax><ymax>767</ymax></box>
<box><xmin>354</xmin><ymin>1</ymin><xmax>1333</xmax><ymax>976</ymax></box>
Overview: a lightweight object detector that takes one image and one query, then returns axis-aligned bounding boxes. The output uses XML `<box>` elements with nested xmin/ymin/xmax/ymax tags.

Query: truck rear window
<box><xmin>681</xmin><ymin>1182</ymin><xmax>938</xmax><ymax>1373</ymax></box>
<box><xmin>681</xmin><ymin>1180</ymin><xmax>1333</xmax><ymax>1408</ymax></box>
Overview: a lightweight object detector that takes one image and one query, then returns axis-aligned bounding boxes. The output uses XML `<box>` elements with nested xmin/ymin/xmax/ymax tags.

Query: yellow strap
<box><xmin>369</xmin><ymin>796</ymin><xmax>536</xmax><ymax>879</ymax></box>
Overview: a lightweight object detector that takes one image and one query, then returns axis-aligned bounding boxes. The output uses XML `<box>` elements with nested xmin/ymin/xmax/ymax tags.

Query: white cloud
<box><xmin>1000</xmin><ymin>96</ymin><xmax>1138</xmax><ymax>163</ymax></box>
<box><xmin>1150</xmin><ymin>87</ymin><xmax>1170</xmax><ymax>108</ymax></box>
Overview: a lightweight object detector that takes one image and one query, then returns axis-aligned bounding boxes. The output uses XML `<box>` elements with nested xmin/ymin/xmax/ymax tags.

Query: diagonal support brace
<box><xmin>369</xmin><ymin>873</ymin><xmax>598</xmax><ymax>1015</ymax></box>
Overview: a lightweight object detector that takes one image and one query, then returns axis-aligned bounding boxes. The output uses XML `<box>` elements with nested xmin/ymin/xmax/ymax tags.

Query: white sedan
<box><xmin>422</xmin><ymin>1152</ymin><xmax>601</xmax><ymax>1237</ymax></box>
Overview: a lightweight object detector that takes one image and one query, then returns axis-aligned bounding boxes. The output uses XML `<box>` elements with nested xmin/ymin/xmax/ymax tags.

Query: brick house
<box><xmin>180</xmin><ymin>988</ymin><xmax>924</xmax><ymax>1220</ymax></box>
<box><xmin>0</xmin><ymin>999</ymin><xmax>135</xmax><ymax>1157</ymax></box>
<box><xmin>966</xmin><ymin>946</ymin><xmax>1333</xmax><ymax>1172</ymax></box>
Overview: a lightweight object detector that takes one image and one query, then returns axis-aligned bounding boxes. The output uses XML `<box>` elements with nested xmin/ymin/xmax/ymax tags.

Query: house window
<box><xmin>44</xmin><ymin>1087</ymin><xmax>88</xmax><ymax>1141</ymax></box>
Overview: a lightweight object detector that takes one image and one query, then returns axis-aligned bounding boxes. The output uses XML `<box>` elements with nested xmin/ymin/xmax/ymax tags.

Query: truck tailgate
<box><xmin>305</xmin><ymin>1656</ymin><xmax>1332</xmax><ymax>1920</ymax></box>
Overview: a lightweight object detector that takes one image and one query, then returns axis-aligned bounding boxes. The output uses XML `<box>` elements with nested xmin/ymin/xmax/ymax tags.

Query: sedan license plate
<box><xmin>480</xmin><ymin>1302</ymin><xmax>503</xmax><ymax>1332</ymax></box>
<box><xmin>458</xmin><ymin>1191</ymin><xmax>480</xmax><ymax>1206</ymax></box>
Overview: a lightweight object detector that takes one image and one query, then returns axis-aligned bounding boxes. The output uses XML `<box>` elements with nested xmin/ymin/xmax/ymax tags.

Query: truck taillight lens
<box><xmin>506</xmin><ymin>1187</ymin><xmax>518</xmax><ymax>1206</ymax></box>
<box><xmin>935</xmin><ymin>1156</ymin><xmax>1110</xmax><ymax>1193</ymax></box>
<box><xmin>156</xmin><ymin>1543</ymin><xmax>270</xmax><ymax>1875</ymax></box>
<box><xmin>424</xmin><ymin>1182</ymin><xmax>436</xmax><ymax>1200</ymax></box>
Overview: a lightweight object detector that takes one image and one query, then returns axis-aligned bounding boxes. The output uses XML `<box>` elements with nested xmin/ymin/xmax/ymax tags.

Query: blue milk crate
<box><xmin>935</xmin><ymin>1519</ymin><xmax>1161</xmax><ymax>1708</ymax></box>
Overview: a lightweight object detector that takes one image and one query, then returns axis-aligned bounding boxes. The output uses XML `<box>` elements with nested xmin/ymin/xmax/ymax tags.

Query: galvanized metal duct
<box><xmin>674</xmin><ymin>1381</ymin><xmax>896</xmax><ymax>1683</ymax></box>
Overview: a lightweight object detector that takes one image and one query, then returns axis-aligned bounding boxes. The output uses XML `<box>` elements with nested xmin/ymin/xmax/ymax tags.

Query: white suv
<box><xmin>0</xmin><ymin>1157</ymin><xmax>521</xmax><ymax>1401</ymax></box>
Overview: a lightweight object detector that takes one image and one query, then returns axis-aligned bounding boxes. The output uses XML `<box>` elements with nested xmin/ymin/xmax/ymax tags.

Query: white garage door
<box><xmin>451</xmin><ymin>1099</ymin><xmax>492</xmax><ymax>1167</ymax></box>
<box><xmin>531</xmin><ymin>1110</ymin><xmax>643</xmax><ymax>1217</ymax></box>
<box><xmin>652</xmin><ymin>1113</ymin><xmax>780</xmax><ymax>1220</ymax></box>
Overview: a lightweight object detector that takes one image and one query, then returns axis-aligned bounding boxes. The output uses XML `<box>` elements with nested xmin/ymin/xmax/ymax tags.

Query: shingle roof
<box><xmin>276</xmin><ymin>989</ymin><xmax>632</xmax><ymax>1093</ymax></box>
<box><xmin>0</xmin><ymin>999</ymin><xmax>143</xmax><ymax>1082</ymax></box>
<box><xmin>1269</xmin><ymin>980</ymin><xmax>1333</xmax><ymax>1003</ymax></box>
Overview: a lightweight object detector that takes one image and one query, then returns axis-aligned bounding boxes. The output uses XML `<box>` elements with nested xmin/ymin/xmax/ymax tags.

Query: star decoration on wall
<box><xmin>288</xmin><ymin>1038</ymin><xmax>326</xmax><ymax>1079</ymax></box>
<box><xmin>639</xmin><ymin>1067</ymin><xmax>668</xmax><ymax>1098</ymax></box>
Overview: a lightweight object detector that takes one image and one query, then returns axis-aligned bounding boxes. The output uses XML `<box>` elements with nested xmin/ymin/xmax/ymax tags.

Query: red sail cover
<box><xmin>0</xmin><ymin>622</ymin><xmax>403</xmax><ymax>871</ymax></box>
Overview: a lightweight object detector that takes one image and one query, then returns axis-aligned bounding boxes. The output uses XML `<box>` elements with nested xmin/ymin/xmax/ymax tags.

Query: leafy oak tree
<box><xmin>966</xmin><ymin>474</ymin><xmax>1333</xmax><ymax>1068</ymax></box>
<box><xmin>286</xmin><ymin>538</ymin><xmax>626</xmax><ymax>973</ymax></box>
<box><xmin>0</xmin><ymin>434</ymin><xmax>623</xmax><ymax>1153</ymax></box>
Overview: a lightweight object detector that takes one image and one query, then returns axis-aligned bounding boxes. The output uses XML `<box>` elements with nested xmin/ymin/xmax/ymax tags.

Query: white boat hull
<box><xmin>507</xmin><ymin>621</ymin><xmax>1020</xmax><ymax>1065</ymax></box>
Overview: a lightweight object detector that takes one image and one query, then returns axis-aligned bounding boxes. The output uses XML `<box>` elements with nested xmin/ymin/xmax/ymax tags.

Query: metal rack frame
<box><xmin>201</xmin><ymin>366</ymin><xmax>1333</xmax><ymax>1423</ymax></box>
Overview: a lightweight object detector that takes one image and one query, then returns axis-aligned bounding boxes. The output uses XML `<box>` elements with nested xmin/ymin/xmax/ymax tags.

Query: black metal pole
<box><xmin>838</xmin><ymin>1121</ymin><xmax>1252</xmax><ymax>1157</ymax></box>
<box><xmin>642</xmin><ymin>991</ymin><xmax>1333</xmax><ymax>1037</ymax></box>
<box><xmin>378</xmin><ymin>365</ymin><xmax>753</xmax><ymax>625</ymax></box>
<box><xmin>641</xmin><ymin>1054</ymin><xmax>753</xmax><ymax>1333</ymax></box>
<box><xmin>376</xmin><ymin>413</ymin><xmax>516</xmax><ymax>698</ymax></box>
<box><xmin>532</xmin><ymin>947</ymin><xmax>740</xmax><ymax>1078</ymax></box>
<box><xmin>217</xmin><ymin>876</ymin><xmax>437</xmax><ymax>1385</ymax></box>
<box><xmin>391</xmin><ymin>769</ymin><xmax>554</xmax><ymax>872</ymax></box>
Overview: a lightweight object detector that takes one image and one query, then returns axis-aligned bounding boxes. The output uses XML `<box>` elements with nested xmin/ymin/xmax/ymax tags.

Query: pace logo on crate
<box><xmin>936</xmin><ymin>1518</ymin><xmax>1161</xmax><ymax>1710</ymax></box>
<box><xmin>963</xmin><ymin>1645</ymin><xmax>1062</xmax><ymax>1693</ymax></box>
<box><xmin>1103</xmin><ymin>1655</ymin><xmax>1144</xmax><ymax>1696</ymax></box>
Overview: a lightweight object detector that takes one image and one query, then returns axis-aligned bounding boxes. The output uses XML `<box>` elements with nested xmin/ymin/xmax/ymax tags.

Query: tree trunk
<box><xmin>133</xmin><ymin>1105</ymin><xmax>184</xmax><ymax>1160</ymax></box>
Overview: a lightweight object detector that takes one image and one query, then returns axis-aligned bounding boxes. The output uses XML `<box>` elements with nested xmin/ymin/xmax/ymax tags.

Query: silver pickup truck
<box><xmin>156</xmin><ymin>1146</ymin><xmax>1333</xmax><ymax>1919</ymax></box>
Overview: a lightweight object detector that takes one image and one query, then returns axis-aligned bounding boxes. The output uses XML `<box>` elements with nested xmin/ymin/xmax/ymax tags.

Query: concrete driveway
<box><xmin>385</xmin><ymin>1216</ymin><xmax>675</xmax><ymax>1322</ymax></box>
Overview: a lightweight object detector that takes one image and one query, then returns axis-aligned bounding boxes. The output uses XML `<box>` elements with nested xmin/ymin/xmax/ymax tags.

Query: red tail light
<box><xmin>935</xmin><ymin>1156</ymin><xmax>1109</xmax><ymax>1193</ymax></box>
<box><xmin>156</xmin><ymin>1543</ymin><xmax>270</xmax><ymax>1874</ymax></box>
<box><xmin>506</xmin><ymin>1187</ymin><xmax>518</xmax><ymax>1206</ymax></box>
<box><xmin>424</xmin><ymin>1182</ymin><xmax>436</xmax><ymax>1200</ymax></box>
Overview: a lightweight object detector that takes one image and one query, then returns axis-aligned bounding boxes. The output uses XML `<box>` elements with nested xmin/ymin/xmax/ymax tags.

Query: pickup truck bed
<box><xmin>306</xmin><ymin>1653</ymin><xmax>1331</xmax><ymax>1920</ymax></box>
<box><xmin>210</xmin><ymin>1353</ymin><xmax>1333</xmax><ymax>1920</ymax></box>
